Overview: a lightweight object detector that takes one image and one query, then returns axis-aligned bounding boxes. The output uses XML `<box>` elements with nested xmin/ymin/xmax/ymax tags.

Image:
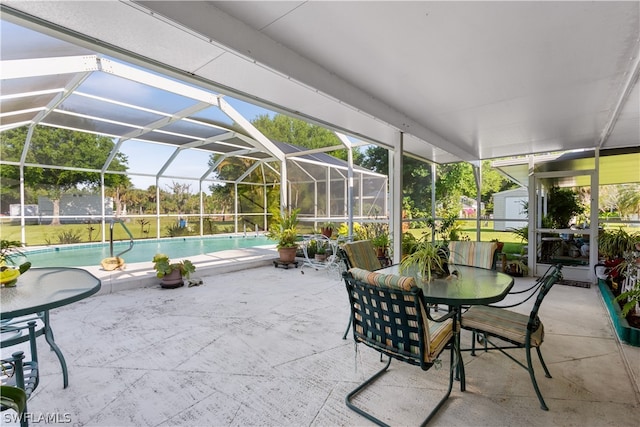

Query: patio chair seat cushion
<box><xmin>342</xmin><ymin>240</ymin><xmax>383</xmax><ymax>271</ymax></box>
<box><xmin>462</xmin><ymin>305</ymin><xmax>544</xmax><ymax>347</ymax></box>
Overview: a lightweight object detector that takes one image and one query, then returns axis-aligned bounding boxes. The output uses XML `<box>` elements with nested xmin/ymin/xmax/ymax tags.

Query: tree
<box><xmin>360</xmin><ymin>147</ymin><xmax>515</xmax><ymax>220</ymax></box>
<box><xmin>209</xmin><ymin>114</ymin><xmax>363</xmax><ymax>215</ymax></box>
<box><xmin>251</xmin><ymin>114</ymin><xmax>363</xmax><ymax>163</ymax></box>
<box><xmin>0</xmin><ymin>126</ymin><xmax>129</xmax><ymax>224</ymax></box>
<box><xmin>617</xmin><ymin>184</ymin><xmax>640</xmax><ymax>219</ymax></box>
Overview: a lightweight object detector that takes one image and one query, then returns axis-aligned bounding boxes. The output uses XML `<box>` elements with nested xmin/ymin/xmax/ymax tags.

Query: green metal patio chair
<box><xmin>343</xmin><ymin>267</ymin><xmax>456</xmax><ymax>426</ymax></box>
<box><xmin>1</xmin><ymin>319</ymin><xmax>40</xmax><ymax>427</ymax></box>
<box><xmin>339</xmin><ymin>240</ymin><xmax>384</xmax><ymax>339</ymax></box>
<box><xmin>1</xmin><ymin>348</ymin><xmax>39</xmax><ymax>427</ymax></box>
<box><xmin>460</xmin><ymin>264</ymin><xmax>563</xmax><ymax>410</ymax></box>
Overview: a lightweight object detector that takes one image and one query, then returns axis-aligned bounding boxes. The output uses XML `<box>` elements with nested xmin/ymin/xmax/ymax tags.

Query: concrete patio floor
<box><xmin>3</xmin><ymin>251</ymin><xmax>640</xmax><ymax>426</ymax></box>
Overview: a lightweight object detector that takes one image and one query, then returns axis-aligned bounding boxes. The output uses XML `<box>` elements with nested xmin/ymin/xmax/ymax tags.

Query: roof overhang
<box><xmin>3</xmin><ymin>1</ymin><xmax>637</xmax><ymax>164</ymax></box>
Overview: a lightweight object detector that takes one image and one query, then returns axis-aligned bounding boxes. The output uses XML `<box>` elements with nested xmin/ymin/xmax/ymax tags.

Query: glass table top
<box><xmin>377</xmin><ymin>264</ymin><xmax>514</xmax><ymax>305</ymax></box>
<box><xmin>1</xmin><ymin>267</ymin><xmax>101</xmax><ymax>318</ymax></box>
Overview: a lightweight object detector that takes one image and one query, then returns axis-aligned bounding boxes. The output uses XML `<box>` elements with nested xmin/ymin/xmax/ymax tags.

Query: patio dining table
<box><xmin>1</xmin><ymin>267</ymin><xmax>101</xmax><ymax>388</ymax></box>
<box><xmin>375</xmin><ymin>263</ymin><xmax>514</xmax><ymax>390</ymax></box>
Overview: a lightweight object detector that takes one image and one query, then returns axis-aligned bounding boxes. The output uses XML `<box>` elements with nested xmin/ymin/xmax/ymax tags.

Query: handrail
<box><xmin>109</xmin><ymin>219</ymin><xmax>134</xmax><ymax>258</ymax></box>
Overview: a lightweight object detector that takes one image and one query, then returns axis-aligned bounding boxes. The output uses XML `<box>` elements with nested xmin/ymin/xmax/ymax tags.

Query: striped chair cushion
<box><xmin>343</xmin><ymin>240</ymin><xmax>383</xmax><ymax>271</ymax></box>
<box><xmin>349</xmin><ymin>267</ymin><xmax>415</xmax><ymax>291</ymax></box>
<box><xmin>449</xmin><ymin>241</ymin><xmax>498</xmax><ymax>270</ymax></box>
<box><xmin>461</xmin><ymin>305</ymin><xmax>544</xmax><ymax>347</ymax></box>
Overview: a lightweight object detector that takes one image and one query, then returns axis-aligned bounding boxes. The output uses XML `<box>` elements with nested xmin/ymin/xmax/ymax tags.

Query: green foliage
<box><xmin>426</xmin><ymin>215</ymin><xmax>458</xmax><ymax>244</ymax></box>
<box><xmin>152</xmin><ymin>253</ymin><xmax>196</xmax><ymax>279</ymax></box>
<box><xmin>509</xmin><ymin>225</ymin><xmax>529</xmax><ymax>243</ymax></box>
<box><xmin>547</xmin><ymin>186</ymin><xmax>585</xmax><ymax>228</ymax></box>
<box><xmin>614</xmin><ymin>250</ymin><xmax>640</xmax><ymax>316</ymax></box>
<box><xmin>401</xmin><ymin>232</ymin><xmax>418</xmax><ymax>256</ymax></box>
<box><xmin>165</xmin><ymin>222</ymin><xmax>190</xmax><ymax>237</ymax></box>
<box><xmin>0</xmin><ymin>126</ymin><xmax>129</xmax><ymax>193</ymax></box>
<box><xmin>85</xmin><ymin>220</ymin><xmax>98</xmax><ymax>242</ymax></box>
<box><xmin>360</xmin><ymin>149</ymin><xmax>515</xmax><ymax>221</ymax></box>
<box><xmin>400</xmin><ymin>235</ymin><xmax>446</xmax><ymax>282</ymax></box>
<box><xmin>371</xmin><ymin>232</ymin><xmax>390</xmax><ymax>249</ymax></box>
<box><xmin>265</xmin><ymin>208</ymin><xmax>300</xmax><ymax>248</ymax></box>
<box><xmin>599</xmin><ymin>227</ymin><xmax>640</xmax><ymax>259</ymax></box>
<box><xmin>55</xmin><ymin>230</ymin><xmax>83</xmax><ymax>244</ymax></box>
<box><xmin>252</xmin><ymin>114</ymin><xmax>363</xmax><ymax>163</ymax></box>
<box><xmin>0</xmin><ymin>239</ymin><xmax>24</xmax><ymax>265</ymax></box>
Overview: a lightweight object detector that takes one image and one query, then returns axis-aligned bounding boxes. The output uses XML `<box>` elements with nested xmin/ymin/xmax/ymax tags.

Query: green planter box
<box><xmin>598</xmin><ymin>279</ymin><xmax>640</xmax><ymax>347</ymax></box>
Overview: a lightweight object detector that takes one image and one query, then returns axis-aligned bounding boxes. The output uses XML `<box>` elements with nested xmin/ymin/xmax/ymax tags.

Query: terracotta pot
<box><xmin>160</xmin><ymin>269</ymin><xmax>184</xmax><ymax>289</ymax></box>
<box><xmin>278</xmin><ymin>247</ymin><xmax>297</xmax><ymax>263</ymax></box>
<box><xmin>321</xmin><ymin>227</ymin><xmax>333</xmax><ymax>238</ymax></box>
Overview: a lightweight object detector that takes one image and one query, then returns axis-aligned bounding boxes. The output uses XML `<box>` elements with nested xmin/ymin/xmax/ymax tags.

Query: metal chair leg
<box><xmin>536</xmin><ymin>347</ymin><xmax>552</xmax><ymax>378</ymax></box>
<box><xmin>346</xmin><ymin>347</ymin><xmax>455</xmax><ymax>427</ymax></box>
<box><xmin>342</xmin><ymin>316</ymin><xmax>351</xmax><ymax>340</ymax></box>
<box><xmin>526</xmin><ymin>344</ymin><xmax>549</xmax><ymax>411</ymax></box>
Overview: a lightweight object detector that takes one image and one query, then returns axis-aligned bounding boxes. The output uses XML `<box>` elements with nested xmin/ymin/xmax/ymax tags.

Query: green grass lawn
<box><xmin>0</xmin><ymin>217</ymin><xmax>237</xmax><ymax>247</ymax></box>
<box><xmin>404</xmin><ymin>220</ymin><xmax>526</xmax><ymax>256</ymax></box>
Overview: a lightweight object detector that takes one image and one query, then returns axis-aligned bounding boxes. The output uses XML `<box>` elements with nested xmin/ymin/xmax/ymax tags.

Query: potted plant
<box><xmin>491</xmin><ymin>238</ymin><xmax>505</xmax><ymax>253</ymax></box>
<box><xmin>315</xmin><ymin>242</ymin><xmax>327</xmax><ymax>262</ymax></box>
<box><xmin>0</xmin><ymin>239</ymin><xmax>31</xmax><ymax>287</ymax></box>
<box><xmin>506</xmin><ymin>258</ymin><xmax>529</xmax><ymax>277</ymax></box>
<box><xmin>599</xmin><ymin>246</ymin><xmax>640</xmax><ymax>346</ymax></box>
<box><xmin>152</xmin><ymin>253</ymin><xmax>196</xmax><ymax>289</ymax></box>
<box><xmin>400</xmin><ymin>234</ymin><xmax>448</xmax><ymax>282</ymax></box>
<box><xmin>320</xmin><ymin>222</ymin><xmax>334</xmax><ymax>239</ymax></box>
<box><xmin>266</xmin><ymin>208</ymin><xmax>300</xmax><ymax>263</ymax></box>
<box><xmin>599</xmin><ymin>228</ymin><xmax>638</xmax><ymax>260</ymax></box>
<box><xmin>371</xmin><ymin>232</ymin><xmax>390</xmax><ymax>258</ymax></box>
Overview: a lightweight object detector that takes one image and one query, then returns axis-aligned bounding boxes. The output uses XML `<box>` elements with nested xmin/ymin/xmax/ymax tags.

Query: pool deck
<box><xmin>83</xmin><ymin>246</ymin><xmax>280</xmax><ymax>294</ymax></box>
<box><xmin>3</xmin><ymin>252</ymin><xmax>640</xmax><ymax>426</ymax></box>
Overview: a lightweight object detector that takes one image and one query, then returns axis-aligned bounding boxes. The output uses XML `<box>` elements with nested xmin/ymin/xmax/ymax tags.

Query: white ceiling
<box><xmin>2</xmin><ymin>1</ymin><xmax>639</xmax><ymax>164</ymax></box>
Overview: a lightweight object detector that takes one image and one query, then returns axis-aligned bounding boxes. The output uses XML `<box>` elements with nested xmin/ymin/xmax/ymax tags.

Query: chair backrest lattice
<box><xmin>344</xmin><ymin>267</ymin><xmax>452</xmax><ymax>370</ymax></box>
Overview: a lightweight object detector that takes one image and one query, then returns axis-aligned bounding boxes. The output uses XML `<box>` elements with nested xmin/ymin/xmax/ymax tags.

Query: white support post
<box><xmin>280</xmin><ymin>160</ymin><xmax>288</xmax><ymax>215</ymax></box>
<box><xmin>199</xmin><ymin>180</ymin><xmax>204</xmax><ymax>237</ymax></box>
<box><xmin>590</xmin><ymin>150</ymin><xmax>600</xmax><ymax>282</ymax></box>
<box><xmin>390</xmin><ymin>133</ymin><xmax>403</xmax><ymax>264</ymax></box>
<box><xmin>471</xmin><ymin>161</ymin><xmax>482</xmax><ymax>242</ymax></box>
<box><xmin>156</xmin><ymin>178</ymin><xmax>161</xmax><ymax>239</ymax></box>
<box><xmin>335</xmin><ymin>132</ymin><xmax>354</xmax><ymax>239</ymax></box>
<box><xmin>431</xmin><ymin>163</ymin><xmax>437</xmax><ymax>242</ymax></box>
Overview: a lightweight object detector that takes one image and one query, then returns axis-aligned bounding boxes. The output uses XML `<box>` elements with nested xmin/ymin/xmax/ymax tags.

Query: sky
<box><xmin>119</xmin><ymin>97</ymin><xmax>276</xmax><ymax>193</ymax></box>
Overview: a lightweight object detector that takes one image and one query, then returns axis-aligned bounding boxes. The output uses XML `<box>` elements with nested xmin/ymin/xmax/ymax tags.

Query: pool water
<box><xmin>17</xmin><ymin>235</ymin><xmax>273</xmax><ymax>268</ymax></box>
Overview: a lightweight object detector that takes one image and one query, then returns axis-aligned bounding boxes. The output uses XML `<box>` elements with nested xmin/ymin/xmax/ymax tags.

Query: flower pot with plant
<box><xmin>315</xmin><ymin>242</ymin><xmax>327</xmax><ymax>262</ymax></box>
<box><xmin>0</xmin><ymin>240</ymin><xmax>31</xmax><ymax>287</ymax></box>
<box><xmin>400</xmin><ymin>234</ymin><xmax>448</xmax><ymax>282</ymax></box>
<box><xmin>152</xmin><ymin>253</ymin><xmax>196</xmax><ymax>289</ymax></box>
<box><xmin>320</xmin><ymin>222</ymin><xmax>334</xmax><ymax>239</ymax></box>
<box><xmin>266</xmin><ymin>208</ymin><xmax>300</xmax><ymax>263</ymax></box>
<box><xmin>371</xmin><ymin>232</ymin><xmax>390</xmax><ymax>258</ymax></box>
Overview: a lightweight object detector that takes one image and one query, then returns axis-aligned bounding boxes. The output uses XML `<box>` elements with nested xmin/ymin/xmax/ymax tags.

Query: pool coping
<box><xmin>81</xmin><ymin>246</ymin><xmax>279</xmax><ymax>295</ymax></box>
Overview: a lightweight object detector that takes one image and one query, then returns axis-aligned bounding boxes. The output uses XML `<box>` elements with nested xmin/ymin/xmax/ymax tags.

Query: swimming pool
<box><xmin>17</xmin><ymin>235</ymin><xmax>274</xmax><ymax>268</ymax></box>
